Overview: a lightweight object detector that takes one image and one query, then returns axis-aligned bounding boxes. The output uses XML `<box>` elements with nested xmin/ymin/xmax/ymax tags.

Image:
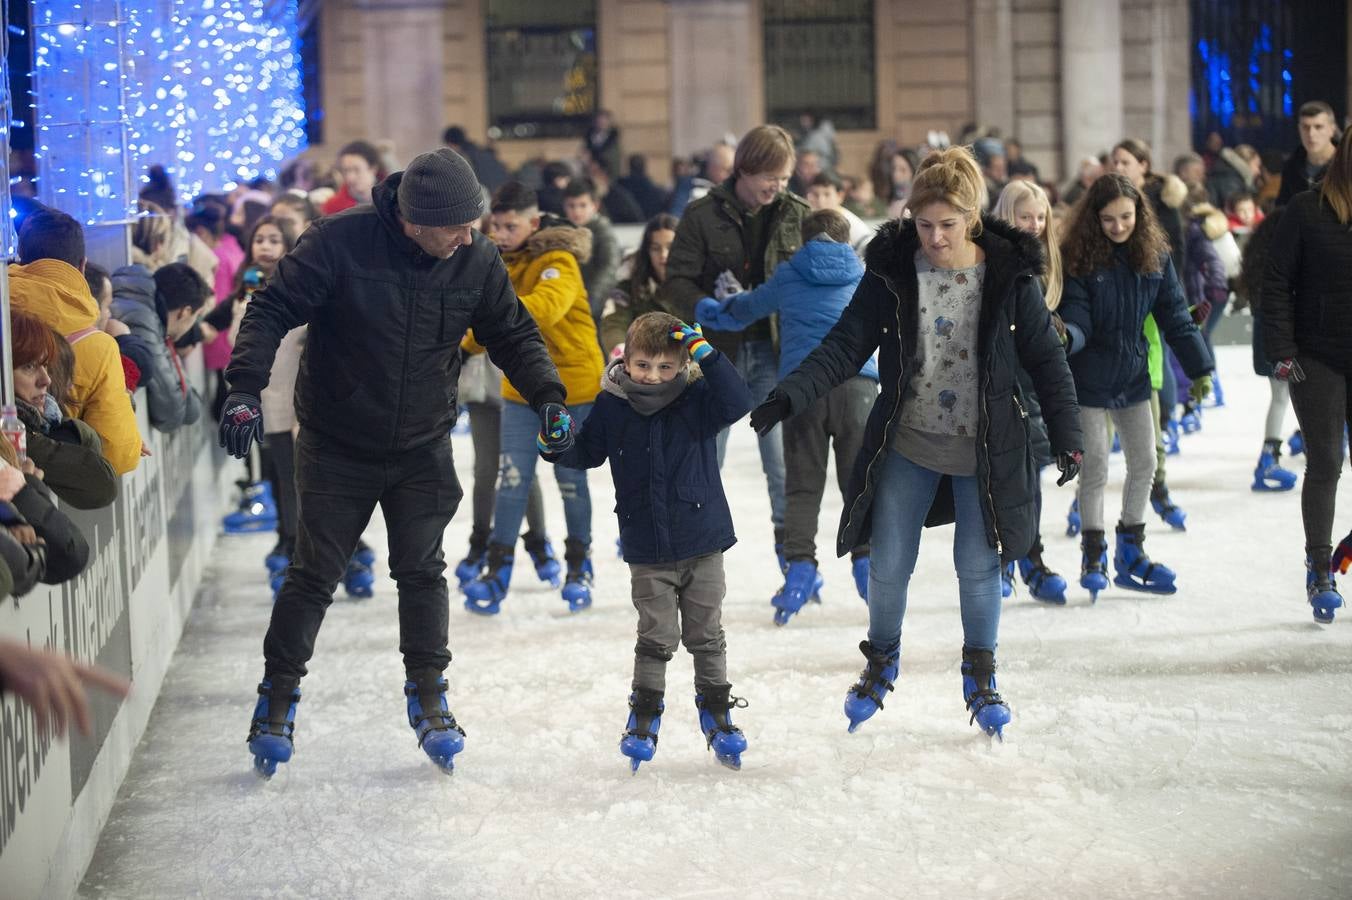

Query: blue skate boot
<box><xmin>1209</xmin><ymin>375</ymin><xmax>1225</xmax><ymax>408</ymax></box>
<box><xmin>1065</xmin><ymin>497</ymin><xmax>1081</xmax><ymax>537</ymax></box>
<box><xmin>1150</xmin><ymin>481</ymin><xmax>1187</xmax><ymax>531</ymax></box>
<box><xmin>404</xmin><ymin>671</ymin><xmax>466</xmax><ymax>774</ymax></box>
<box><xmin>1288</xmin><ymin>430</ymin><xmax>1304</xmax><ymax>456</ymax></box>
<box><xmin>353</xmin><ymin>539</ymin><xmax>376</xmax><ymax>568</ymax></box>
<box><xmin>1252</xmin><ymin>439</ymin><xmax>1298</xmax><ymax>492</ymax></box>
<box><xmin>453</xmin><ymin>530</ymin><xmax>488</xmax><ymax>588</ymax></box>
<box><xmin>264</xmin><ymin>542</ymin><xmax>290</xmax><ymax>576</ymax></box>
<box><xmin>463</xmin><ymin>543</ymin><xmax>513</xmax><ymax>615</ymax></box>
<box><xmin>772</xmin><ymin>559</ymin><xmax>822</xmax><ymax>626</ymax></box>
<box><xmin>961</xmin><ymin>647</ymin><xmax>1011</xmax><ymax>739</ymax></box>
<box><xmin>619</xmin><ymin>688</ymin><xmax>664</xmax><ymax>773</ymax></box>
<box><xmin>844</xmin><ymin>640</ymin><xmax>899</xmax><ymax>733</ymax></box>
<box><xmin>852</xmin><ymin>554</ymin><xmax>870</xmax><ymax>602</ymax></box>
<box><xmin>223</xmin><ymin>481</ymin><xmax>277</xmax><ymax>534</ymax></box>
<box><xmin>1179</xmin><ymin>401</ymin><xmax>1202</xmax><ymax>434</ymax></box>
<box><xmin>561</xmin><ymin>538</ymin><xmax>594</xmax><ymax>612</ymax></box>
<box><xmin>1000</xmin><ymin>561</ymin><xmax>1016</xmax><ymax>599</ymax></box>
<box><xmin>1162</xmin><ymin>417</ymin><xmax>1181</xmax><ymax>456</ymax></box>
<box><xmin>247</xmin><ymin>676</ymin><xmax>300</xmax><ymax>779</ymax></box>
<box><xmin>1018</xmin><ymin>540</ymin><xmax>1067</xmax><ymax>604</ymax></box>
<box><xmin>1080</xmin><ymin>530</ymin><xmax>1109</xmax><ymax>602</ymax></box>
<box><xmin>1307</xmin><ymin>551</ymin><xmax>1343</xmax><ymax>625</ymax></box>
<box><xmin>1113</xmin><ymin>522</ymin><xmax>1177</xmax><ymax>595</ymax></box>
<box><xmin>343</xmin><ymin>557</ymin><xmax>374</xmax><ymax>599</ymax></box>
<box><xmin>523</xmin><ymin>531</ymin><xmax>562</xmax><ymax>587</ymax></box>
<box><xmin>695</xmin><ymin>685</ymin><xmax>748</xmax><ymax>770</ymax></box>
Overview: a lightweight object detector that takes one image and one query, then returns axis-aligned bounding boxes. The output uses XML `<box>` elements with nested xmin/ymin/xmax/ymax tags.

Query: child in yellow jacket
<box><xmin>462</xmin><ymin>182</ymin><xmax>604</xmax><ymax>615</ymax></box>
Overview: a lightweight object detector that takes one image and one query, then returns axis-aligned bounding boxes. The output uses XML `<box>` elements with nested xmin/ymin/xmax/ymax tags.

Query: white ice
<box><xmin>80</xmin><ymin>346</ymin><xmax>1352</xmax><ymax>899</ymax></box>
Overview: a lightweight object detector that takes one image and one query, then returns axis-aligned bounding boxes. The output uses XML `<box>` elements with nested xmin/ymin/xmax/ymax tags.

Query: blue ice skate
<box><xmin>223</xmin><ymin>482</ymin><xmax>277</xmax><ymax>534</ymax></box>
<box><xmin>270</xmin><ymin>570</ymin><xmax>286</xmax><ymax>601</ymax></box>
<box><xmin>1113</xmin><ymin>523</ymin><xmax>1176</xmax><ymax>595</ymax></box>
<box><xmin>1018</xmin><ymin>556</ymin><xmax>1068</xmax><ymax>605</ymax></box>
<box><xmin>619</xmin><ymin>688</ymin><xmax>664</xmax><ymax>773</ymax></box>
<box><xmin>561</xmin><ymin>539</ymin><xmax>594</xmax><ymax>612</ymax></box>
<box><xmin>696</xmin><ymin>686</ymin><xmax>748</xmax><ymax>770</ymax></box>
<box><xmin>844</xmin><ymin>640</ymin><xmax>899</xmax><ymax>733</ymax></box>
<box><xmin>1150</xmin><ymin>482</ymin><xmax>1187</xmax><ymax>531</ymax></box>
<box><xmin>1000</xmin><ymin>561</ymin><xmax>1016</xmax><ymax>599</ymax></box>
<box><xmin>353</xmin><ymin>539</ymin><xmax>376</xmax><ymax>568</ymax></box>
<box><xmin>1252</xmin><ymin>441</ymin><xmax>1298</xmax><ymax>492</ymax></box>
<box><xmin>852</xmin><ymin>555</ymin><xmax>869</xmax><ymax>602</ymax></box>
<box><xmin>343</xmin><ymin>557</ymin><xmax>374</xmax><ymax>599</ymax></box>
<box><xmin>772</xmin><ymin>560</ymin><xmax>822</xmax><ymax>626</ymax></box>
<box><xmin>464</xmin><ymin>544</ymin><xmax>513</xmax><ymax>615</ymax></box>
<box><xmin>1065</xmin><ymin>498</ymin><xmax>1081</xmax><ymax>537</ymax></box>
<box><xmin>454</xmin><ymin>547</ymin><xmax>485</xmax><ymax>588</ymax></box>
<box><xmin>405</xmin><ymin>673</ymin><xmax>466</xmax><ymax>774</ymax></box>
<box><xmin>1162</xmin><ymin>418</ymin><xmax>1181</xmax><ymax>456</ymax></box>
<box><xmin>1079</xmin><ymin>530</ymin><xmax>1109</xmax><ymax>602</ymax></box>
<box><xmin>1209</xmin><ymin>375</ymin><xmax>1225</xmax><ymax>408</ymax></box>
<box><xmin>247</xmin><ymin>677</ymin><xmax>300</xmax><ymax>779</ymax></box>
<box><xmin>1180</xmin><ymin>402</ymin><xmax>1202</xmax><ymax>434</ymax></box>
<box><xmin>264</xmin><ymin>543</ymin><xmax>289</xmax><ymax>576</ymax></box>
<box><xmin>961</xmin><ymin>648</ymin><xmax>1011</xmax><ymax>740</ymax></box>
<box><xmin>1307</xmin><ymin>556</ymin><xmax>1343</xmax><ymax>625</ymax></box>
<box><xmin>523</xmin><ymin>533</ymin><xmax>562</xmax><ymax>587</ymax></box>
<box><xmin>1288</xmin><ymin>430</ymin><xmax>1304</xmax><ymax>456</ymax></box>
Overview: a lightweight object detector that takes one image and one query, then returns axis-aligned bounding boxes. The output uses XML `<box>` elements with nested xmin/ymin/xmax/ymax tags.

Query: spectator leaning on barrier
<box><xmin>9</xmin><ymin>310</ymin><xmax>118</xmax><ymax>510</ymax></box>
<box><xmin>0</xmin><ymin>434</ymin><xmax>91</xmax><ymax>591</ymax></box>
<box><xmin>8</xmin><ymin>206</ymin><xmax>143</xmax><ymax>475</ymax></box>
<box><xmin>85</xmin><ymin>262</ymin><xmax>153</xmax><ymax>395</ymax></box>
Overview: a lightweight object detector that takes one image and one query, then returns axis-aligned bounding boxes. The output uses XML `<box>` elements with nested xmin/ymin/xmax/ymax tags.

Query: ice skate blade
<box><xmin>1313</xmin><ymin>610</ymin><xmax>1336</xmax><ymax>625</ymax></box>
<box><xmin>1252</xmin><ymin>480</ymin><xmax>1296</xmax><ymax>493</ymax></box>
<box><xmin>1112</xmin><ymin>575</ymin><xmax>1177</xmax><ymax>595</ymax></box>
<box><xmin>253</xmin><ymin>755</ymin><xmax>279</xmax><ymax>779</ymax></box>
<box><xmin>223</xmin><ymin>520</ymin><xmax>276</xmax><ymax>535</ymax></box>
<box><xmin>463</xmin><ymin>597</ymin><xmax>502</xmax><ymax>616</ymax></box>
<box><xmin>714</xmin><ymin>754</ymin><xmax>742</xmax><ymax>771</ymax></box>
<box><xmin>1032</xmin><ymin>594</ymin><xmax>1067</xmax><ymax>605</ymax></box>
<box><xmin>772</xmin><ymin>609</ymin><xmax>791</xmax><ymax>626</ymax></box>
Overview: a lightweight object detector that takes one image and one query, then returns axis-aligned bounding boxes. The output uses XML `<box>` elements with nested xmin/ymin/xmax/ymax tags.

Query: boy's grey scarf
<box><xmin>602</xmin><ymin>358</ymin><xmax>689</xmax><ymax>416</ymax></box>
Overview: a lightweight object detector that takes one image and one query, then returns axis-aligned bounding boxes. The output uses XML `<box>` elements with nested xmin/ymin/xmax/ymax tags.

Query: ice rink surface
<box><xmin>79</xmin><ymin>346</ymin><xmax>1351</xmax><ymax>899</ymax></box>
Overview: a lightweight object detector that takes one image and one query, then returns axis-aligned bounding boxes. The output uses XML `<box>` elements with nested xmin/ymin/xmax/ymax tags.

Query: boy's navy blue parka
<box><xmin>544</xmin><ymin>350</ymin><xmax>754</xmax><ymax>565</ymax></box>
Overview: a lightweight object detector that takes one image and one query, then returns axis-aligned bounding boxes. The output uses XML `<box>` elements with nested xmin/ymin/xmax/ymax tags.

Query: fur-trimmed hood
<box><xmin>1189</xmin><ymin>202</ymin><xmax>1230</xmax><ymax>241</ymax></box>
<box><xmin>1154</xmin><ymin>173</ymin><xmax>1189</xmax><ymax>209</ymax></box>
<box><xmin>1218</xmin><ymin>147</ymin><xmax>1256</xmax><ymax>189</ymax></box>
<box><xmin>863</xmin><ymin>214</ymin><xmax>1047</xmax><ymax>285</ymax></box>
<box><xmin>526</xmin><ymin>215</ymin><xmax>593</xmax><ymax>266</ymax></box>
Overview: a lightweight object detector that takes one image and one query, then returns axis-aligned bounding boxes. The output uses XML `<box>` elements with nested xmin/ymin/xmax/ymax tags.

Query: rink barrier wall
<box><xmin>0</xmin><ymin>356</ymin><xmax>232</xmax><ymax>899</ymax></box>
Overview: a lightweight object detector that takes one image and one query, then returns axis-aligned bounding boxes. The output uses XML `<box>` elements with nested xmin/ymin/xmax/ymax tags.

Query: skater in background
<box><xmin>461</xmin><ymin>182</ymin><xmax>604</xmax><ymax>615</ymax></box>
<box><xmin>992</xmin><ymin>179</ymin><xmax>1071</xmax><ymax>604</ymax></box>
<box><xmin>1260</xmin><ymin>125</ymin><xmax>1352</xmax><ymax>624</ymax></box>
<box><xmin>696</xmin><ymin>208</ymin><xmax>877</xmax><ymax>623</ymax></box>
<box><xmin>541</xmin><ymin>312</ymin><xmax>753</xmax><ymax>771</ymax></box>
<box><xmin>599</xmin><ymin>213</ymin><xmax>679</xmax><ymax>357</ymax></box>
<box><xmin>1058</xmin><ymin>173</ymin><xmax>1212</xmax><ymax>602</ymax></box>
<box><xmin>751</xmin><ymin>147</ymin><xmax>1083</xmax><ymax>739</ymax></box>
<box><xmin>222</xmin><ymin>149</ymin><xmax>570</xmax><ymax>777</ymax></box>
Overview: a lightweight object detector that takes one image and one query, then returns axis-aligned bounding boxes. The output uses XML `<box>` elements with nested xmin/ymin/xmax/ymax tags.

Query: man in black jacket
<box><xmin>222</xmin><ymin>148</ymin><xmax>574</xmax><ymax>776</ymax></box>
<box><xmin>1276</xmin><ymin>100</ymin><xmax>1339</xmax><ymax>207</ymax></box>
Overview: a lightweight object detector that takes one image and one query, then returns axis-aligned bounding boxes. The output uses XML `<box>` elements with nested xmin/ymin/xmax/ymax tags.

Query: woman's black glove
<box><xmin>749</xmin><ymin>391</ymin><xmax>791</xmax><ymax>436</ymax></box>
<box><xmin>1055</xmin><ymin>450</ymin><xmax>1082</xmax><ymax>487</ymax></box>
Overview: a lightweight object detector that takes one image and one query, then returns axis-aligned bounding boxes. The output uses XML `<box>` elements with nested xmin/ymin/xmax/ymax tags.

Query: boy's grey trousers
<box><xmin>629</xmin><ymin>552</ymin><xmax>729</xmax><ymax>693</ymax></box>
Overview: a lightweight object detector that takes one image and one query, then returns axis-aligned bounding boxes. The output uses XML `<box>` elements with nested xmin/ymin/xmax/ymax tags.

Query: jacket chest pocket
<box><xmin>676</xmin><ymin>484</ymin><xmax>706</xmax><ymax>508</ymax></box>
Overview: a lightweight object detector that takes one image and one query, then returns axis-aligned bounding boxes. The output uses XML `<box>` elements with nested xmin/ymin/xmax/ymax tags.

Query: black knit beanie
<box><xmin>397</xmin><ymin>148</ymin><xmax>485</xmax><ymax>226</ymax></box>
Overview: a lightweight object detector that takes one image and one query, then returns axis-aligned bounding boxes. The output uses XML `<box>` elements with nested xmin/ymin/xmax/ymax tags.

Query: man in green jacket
<box><xmin>658</xmin><ymin>124</ymin><xmax>810</xmax><ymax>567</ymax></box>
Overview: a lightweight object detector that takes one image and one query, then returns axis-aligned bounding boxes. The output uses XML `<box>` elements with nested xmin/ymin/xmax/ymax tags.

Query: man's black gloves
<box><xmin>1055</xmin><ymin>450</ymin><xmax>1082</xmax><ymax>487</ymax></box>
<box><xmin>219</xmin><ymin>392</ymin><xmax>264</xmax><ymax>459</ymax></box>
<box><xmin>536</xmin><ymin>402</ymin><xmax>575</xmax><ymax>454</ymax></box>
<box><xmin>749</xmin><ymin>391</ymin><xmax>791</xmax><ymax>437</ymax></box>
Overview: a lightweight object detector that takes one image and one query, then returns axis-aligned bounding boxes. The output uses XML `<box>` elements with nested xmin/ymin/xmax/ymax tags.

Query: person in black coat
<box><xmin>1275</xmin><ymin>100</ymin><xmax>1339</xmax><ymax>208</ymax></box>
<box><xmin>1261</xmin><ymin>125</ymin><xmax>1352</xmax><ymax>624</ymax></box>
<box><xmin>220</xmin><ymin>149</ymin><xmax>572</xmax><ymax>777</ymax></box>
<box><xmin>750</xmin><ymin>147</ymin><xmax>1083</xmax><ymax>740</ymax></box>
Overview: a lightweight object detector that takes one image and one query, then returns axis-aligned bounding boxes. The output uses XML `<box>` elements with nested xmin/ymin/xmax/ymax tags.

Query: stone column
<box><xmin>972</xmin><ymin>0</ymin><xmax>1016</xmax><ymax>137</ymax></box>
<box><xmin>1060</xmin><ymin>0</ymin><xmax>1123</xmax><ymax>167</ymax></box>
<box><xmin>356</xmin><ymin>0</ymin><xmax>446</xmax><ymax>163</ymax></box>
<box><xmin>668</xmin><ymin>0</ymin><xmax>761</xmax><ymax>157</ymax></box>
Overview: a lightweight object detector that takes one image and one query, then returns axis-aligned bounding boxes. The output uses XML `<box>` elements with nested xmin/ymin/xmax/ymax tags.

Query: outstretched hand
<box><xmin>749</xmin><ymin>391</ymin><xmax>791</xmax><ymax>436</ymax></box>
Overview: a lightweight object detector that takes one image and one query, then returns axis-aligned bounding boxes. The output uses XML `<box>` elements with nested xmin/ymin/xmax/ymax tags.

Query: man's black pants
<box><xmin>264</xmin><ymin>429</ymin><xmax>462</xmax><ymax>680</ymax></box>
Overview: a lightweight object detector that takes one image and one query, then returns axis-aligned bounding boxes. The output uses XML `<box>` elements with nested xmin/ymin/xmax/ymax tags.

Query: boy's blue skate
<box><xmin>1065</xmin><ymin>498</ymin><xmax>1081</xmax><ymax>537</ymax></box>
<box><xmin>852</xmin><ymin>555</ymin><xmax>869</xmax><ymax>602</ymax></box>
<box><xmin>1018</xmin><ymin>555</ymin><xmax>1067</xmax><ymax>604</ymax></box>
<box><xmin>1288</xmin><ymin>430</ymin><xmax>1304</xmax><ymax>456</ymax></box>
<box><xmin>223</xmin><ymin>481</ymin><xmax>277</xmax><ymax>534</ymax></box>
<box><xmin>695</xmin><ymin>685</ymin><xmax>748</xmax><ymax>770</ymax></box>
<box><xmin>1150</xmin><ymin>482</ymin><xmax>1187</xmax><ymax>531</ymax></box>
<box><xmin>453</xmin><ymin>538</ymin><xmax>486</xmax><ymax>588</ymax></box>
<box><xmin>247</xmin><ymin>677</ymin><xmax>300</xmax><ymax>779</ymax></box>
<box><xmin>1162</xmin><ymin>418</ymin><xmax>1181</xmax><ymax>456</ymax></box>
<box><xmin>405</xmin><ymin>672</ymin><xmax>466</xmax><ymax>774</ymax></box>
<box><xmin>1113</xmin><ymin>523</ymin><xmax>1176</xmax><ymax>594</ymax></box>
<box><xmin>1307</xmin><ymin>554</ymin><xmax>1343</xmax><ymax>625</ymax></box>
<box><xmin>844</xmin><ymin>640</ymin><xmax>899</xmax><ymax>733</ymax></box>
<box><xmin>1252</xmin><ymin>440</ymin><xmax>1298</xmax><ymax>492</ymax></box>
<box><xmin>353</xmin><ymin>539</ymin><xmax>376</xmax><ymax>568</ymax></box>
<box><xmin>464</xmin><ymin>544</ymin><xmax>513</xmax><ymax>615</ymax></box>
<box><xmin>1080</xmin><ymin>530</ymin><xmax>1109</xmax><ymax>602</ymax></box>
<box><xmin>1180</xmin><ymin>402</ymin><xmax>1202</xmax><ymax>434</ymax></box>
<box><xmin>961</xmin><ymin>647</ymin><xmax>1011</xmax><ymax>740</ymax></box>
<box><xmin>561</xmin><ymin>539</ymin><xmax>593</xmax><ymax>612</ymax></box>
<box><xmin>523</xmin><ymin>532</ymin><xmax>562</xmax><ymax>587</ymax></box>
<box><xmin>264</xmin><ymin>543</ymin><xmax>289</xmax><ymax>576</ymax></box>
<box><xmin>1000</xmin><ymin>561</ymin><xmax>1016</xmax><ymax>599</ymax></box>
<box><xmin>1209</xmin><ymin>375</ymin><xmax>1225</xmax><ymax>407</ymax></box>
<box><xmin>343</xmin><ymin>557</ymin><xmax>374</xmax><ymax>599</ymax></box>
<box><xmin>772</xmin><ymin>560</ymin><xmax>822</xmax><ymax>625</ymax></box>
<box><xmin>619</xmin><ymin>688</ymin><xmax>664</xmax><ymax>773</ymax></box>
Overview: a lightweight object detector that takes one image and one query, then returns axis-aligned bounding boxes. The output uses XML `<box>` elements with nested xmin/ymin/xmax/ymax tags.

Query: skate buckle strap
<box><xmin>850</xmin><ymin>672</ymin><xmax>895</xmax><ymax>710</ymax></box>
<box><xmin>625</xmin><ymin>724</ymin><xmax>659</xmax><ymax>745</ymax></box>
<box><xmin>966</xmin><ymin>688</ymin><xmax>1006</xmax><ymax>726</ymax></box>
<box><xmin>410</xmin><ymin>707</ymin><xmax>466</xmax><ymax>745</ymax></box>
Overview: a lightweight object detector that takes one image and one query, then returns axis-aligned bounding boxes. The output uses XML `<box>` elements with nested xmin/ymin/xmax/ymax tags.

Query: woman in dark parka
<box><xmin>750</xmin><ymin>147</ymin><xmax>1083</xmax><ymax>739</ymax></box>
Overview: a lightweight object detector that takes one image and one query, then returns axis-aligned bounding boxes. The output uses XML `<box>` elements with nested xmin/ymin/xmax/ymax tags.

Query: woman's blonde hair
<box><xmin>905</xmin><ymin>146</ymin><xmax>986</xmax><ymax>238</ymax></box>
<box><xmin>993</xmin><ymin>180</ymin><xmax>1063</xmax><ymax>309</ymax></box>
<box><xmin>1321</xmin><ymin>126</ymin><xmax>1352</xmax><ymax>225</ymax></box>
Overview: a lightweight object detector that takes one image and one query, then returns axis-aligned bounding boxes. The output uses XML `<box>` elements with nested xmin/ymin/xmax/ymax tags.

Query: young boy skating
<box><xmin>540</xmin><ymin>312</ymin><xmax>754</xmax><ymax>771</ymax></box>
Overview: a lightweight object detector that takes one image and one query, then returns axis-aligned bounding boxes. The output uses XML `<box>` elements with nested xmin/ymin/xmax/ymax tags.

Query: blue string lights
<box><xmin>31</xmin><ymin>0</ymin><xmax>305</xmax><ymax>224</ymax></box>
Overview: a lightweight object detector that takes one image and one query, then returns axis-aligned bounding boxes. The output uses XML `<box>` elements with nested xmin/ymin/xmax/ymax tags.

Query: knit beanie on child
<box><xmin>397</xmin><ymin>148</ymin><xmax>486</xmax><ymax>226</ymax></box>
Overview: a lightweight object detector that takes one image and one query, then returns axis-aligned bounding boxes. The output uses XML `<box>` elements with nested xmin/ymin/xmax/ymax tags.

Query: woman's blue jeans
<box><xmin>866</xmin><ymin>449</ymin><xmax>1002</xmax><ymax>654</ymax></box>
<box><xmin>489</xmin><ymin>401</ymin><xmax>593</xmax><ymax>547</ymax></box>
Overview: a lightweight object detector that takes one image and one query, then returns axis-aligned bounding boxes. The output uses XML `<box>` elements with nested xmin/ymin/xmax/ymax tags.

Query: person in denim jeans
<box><xmin>751</xmin><ymin>147</ymin><xmax>1082</xmax><ymax>740</ymax></box>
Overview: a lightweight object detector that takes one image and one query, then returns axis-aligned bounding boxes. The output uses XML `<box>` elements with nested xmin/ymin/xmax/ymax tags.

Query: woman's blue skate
<box><xmin>1065</xmin><ymin>498</ymin><xmax>1081</xmax><ymax>537</ymax></box>
<box><xmin>247</xmin><ymin>678</ymin><xmax>300</xmax><ymax>779</ymax></box>
<box><xmin>620</xmin><ymin>688</ymin><xmax>664</xmax><ymax>773</ymax></box>
<box><xmin>1080</xmin><ymin>530</ymin><xmax>1110</xmax><ymax>602</ymax></box>
<box><xmin>961</xmin><ymin>648</ymin><xmax>1011</xmax><ymax>740</ymax></box>
<box><xmin>1113</xmin><ymin>523</ymin><xmax>1176</xmax><ymax>595</ymax></box>
<box><xmin>844</xmin><ymin>640</ymin><xmax>899</xmax><ymax>733</ymax></box>
<box><xmin>1018</xmin><ymin>557</ymin><xmax>1068</xmax><ymax>604</ymax></box>
<box><xmin>405</xmin><ymin>674</ymin><xmax>466</xmax><ymax>774</ymax></box>
<box><xmin>1307</xmin><ymin>555</ymin><xmax>1343</xmax><ymax>625</ymax></box>
<box><xmin>772</xmin><ymin>560</ymin><xmax>823</xmax><ymax>625</ymax></box>
<box><xmin>695</xmin><ymin>686</ymin><xmax>747</xmax><ymax>770</ymax></box>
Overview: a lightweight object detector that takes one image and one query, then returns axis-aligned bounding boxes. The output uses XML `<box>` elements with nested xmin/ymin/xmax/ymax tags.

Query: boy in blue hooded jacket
<box><xmin>540</xmin><ymin>311</ymin><xmax>754</xmax><ymax>771</ymax></box>
<box><xmin>698</xmin><ymin>209</ymin><xmax>879</xmax><ymax>624</ymax></box>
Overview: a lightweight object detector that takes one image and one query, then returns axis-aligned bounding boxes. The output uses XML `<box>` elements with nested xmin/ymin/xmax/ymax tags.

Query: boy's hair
<box><xmin>18</xmin><ymin>206</ymin><xmax>85</xmax><ymax>268</ymax></box>
<box><xmin>733</xmin><ymin>125</ymin><xmax>795</xmax><ymax>178</ymax></box>
<box><xmin>1060</xmin><ymin>173</ymin><xmax>1169</xmax><ymax>276</ymax></box>
<box><xmin>154</xmin><ymin>262</ymin><xmax>212</xmax><ymax>313</ymax></box>
<box><xmin>1225</xmin><ymin>189</ymin><xmax>1257</xmax><ymax>210</ymax></box>
<box><xmin>491</xmin><ymin>181</ymin><xmax>539</xmax><ymax>214</ymax></box>
<box><xmin>1299</xmin><ymin>100</ymin><xmax>1335</xmax><ymax>121</ymax></box>
<box><xmin>809</xmin><ymin>171</ymin><xmax>844</xmax><ymax>192</ymax></box>
<box><xmin>271</xmin><ymin>192</ymin><xmax>316</xmax><ymax>223</ymax></box>
<box><xmin>337</xmin><ymin>140</ymin><xmax>383</xmax><ymax>171</ymax></box>
<box><xmin>563</xmin><ymin>177</ymin><xmax>598</xmax><ymax>201</ymax></box>
<box><xmin>83</xmin><ymin>262</ymin><xmax>110</xmax><ymax>300</ymax></box>
<box><xmin>801</xmin><ymin>208</ymin><xmax>850</xmax><ymax>244</ymax></box>
<box><xmin>906</xmin><ymin>146</ymin><xmax>987</xmax><ymax>236</ymax></box>
<box><xmin>625</xmin><ymin>312</ymin><xmax>685</xmax><ymax>361</ymax></box>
